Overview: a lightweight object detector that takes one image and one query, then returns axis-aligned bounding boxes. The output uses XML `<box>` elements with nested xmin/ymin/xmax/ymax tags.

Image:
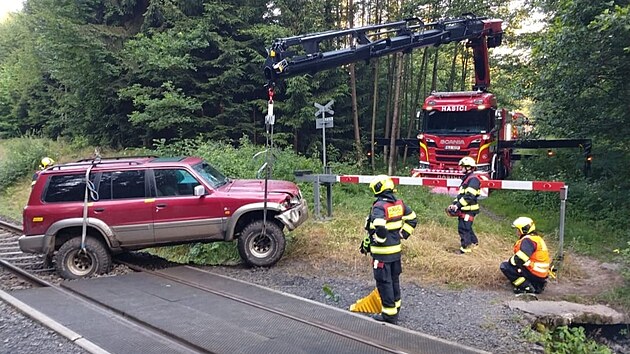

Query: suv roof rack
<box><xmin>49</xmin><ymin>157</ymin><xmax>156</xmax><ymax>171</ymax></box>
<box><xmin>75</xmin><ymin>155</ymin><xmax>157</xmax><ymax>162</ymax></box>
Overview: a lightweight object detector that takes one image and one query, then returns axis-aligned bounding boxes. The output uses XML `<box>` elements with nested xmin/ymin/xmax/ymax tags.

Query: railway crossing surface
<box><xmin>5</xmin><ymin>266</ymin><xmax>489</xmax><ymax>354</ymax></box>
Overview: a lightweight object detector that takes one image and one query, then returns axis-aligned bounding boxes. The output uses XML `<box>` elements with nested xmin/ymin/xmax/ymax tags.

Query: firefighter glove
<box><xmin>400</xmin><ymin>230</ymin><xmax>411</xmax><ymax>240</ymax></box>
<box><xmin>447</xmin><ymin>204</ymin><xmax>458</xmax><ymax>212</ymax></box>
<box><xmin>364</xmin><ymin>216</ymin><xmax>371</xmax><ymax>231</ymax></box>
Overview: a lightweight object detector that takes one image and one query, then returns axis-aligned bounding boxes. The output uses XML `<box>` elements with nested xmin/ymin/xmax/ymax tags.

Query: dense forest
<box><xmin>0</xmin><ymin>0</ymin><xmax>629</xmax><ymax>223</ymax></box>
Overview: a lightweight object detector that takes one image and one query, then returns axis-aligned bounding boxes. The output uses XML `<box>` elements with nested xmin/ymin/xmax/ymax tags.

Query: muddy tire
<box><xmin>55</xmin><ymin>236</ymin><xmax>112</xmax><ymax>280</ymax></box>
<box><xmin>237</xmin><ymin>221</ymin><xmax>285</xmax><ymax>267</ymax></box>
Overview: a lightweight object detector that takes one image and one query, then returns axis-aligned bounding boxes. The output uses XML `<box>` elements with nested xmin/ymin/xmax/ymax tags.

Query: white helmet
<box><xmin>458</xmin><ymin>156</ymin><xmax>476</xmax><ymax>168</ymax></box>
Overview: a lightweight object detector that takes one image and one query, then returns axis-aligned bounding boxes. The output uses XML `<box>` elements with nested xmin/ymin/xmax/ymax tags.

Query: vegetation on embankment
<box><xmin>1</xmin><ymin>137</ymin><xmax>628</xmax><ymax>312</ymax></box>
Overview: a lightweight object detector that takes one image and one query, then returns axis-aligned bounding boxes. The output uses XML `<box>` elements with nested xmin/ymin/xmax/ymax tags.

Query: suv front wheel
<box><xmin>55</xmin><ymin>236</ymin><xmax>112</xmax><ymax>279</ymax></box>
<box><xmin>237</xmin><ymin>221</ymin><xmax>286</xmax><ymax>267</ymax></box>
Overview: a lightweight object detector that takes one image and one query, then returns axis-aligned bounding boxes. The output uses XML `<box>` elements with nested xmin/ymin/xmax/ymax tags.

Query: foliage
<box><xmin>0</xmin><ymin>137</ymin><xmax>50</xmax><ymax>190</ymax></box>
<box><xmin>525</xmin><ymin>325</ymin><xmax>612</xmax><ymax>354</ymax></box>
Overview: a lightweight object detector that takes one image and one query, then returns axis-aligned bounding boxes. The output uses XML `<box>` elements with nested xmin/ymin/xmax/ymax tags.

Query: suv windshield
<box><xmin>423</xmin><ymin>110</ymin><xmax>494</xmax><ymax>135</ymax></box>
<box><xmin>193</xmin><ymin>162</ymin><xmax>229</xmax><ymax>188</ymax></box>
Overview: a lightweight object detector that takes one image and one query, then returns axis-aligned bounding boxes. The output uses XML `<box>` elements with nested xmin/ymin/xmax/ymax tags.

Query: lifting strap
<box><xmin>261</xmin><ymin>87</ymin><xmax>276</xmax><ymax>235</ymax></box>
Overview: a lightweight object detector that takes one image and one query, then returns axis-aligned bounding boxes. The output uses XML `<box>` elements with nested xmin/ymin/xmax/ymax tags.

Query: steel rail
<box><xmin>118</xmin><ymin>260</ymin><xmax>409</xmax><ymax>354</ymax></box>
<box><xmin>0</xmin><ymin>220</ymin><xmax>53</xmax><ymax>287</ymax></box>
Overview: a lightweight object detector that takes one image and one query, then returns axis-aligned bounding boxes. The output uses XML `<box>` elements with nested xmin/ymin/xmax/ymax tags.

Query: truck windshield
<box><xmin>193</xmin><ymin>162</ymin><xmax>230</xmax><ymax>188</ymax></box>
<box><xmin>423</xmin><ymin>110</ymin><xmax>494</xmax><ymax>135</ymax></box>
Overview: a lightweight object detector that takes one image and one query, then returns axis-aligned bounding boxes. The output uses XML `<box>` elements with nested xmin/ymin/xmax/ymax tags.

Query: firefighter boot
<box><xmin>371</xmin><ymin>313</ymin><xmax>398</xmax><ymax>325</ymax></box>
<box><xmin>513</xmin><ymin>283</ymin><xmax>536</xmax><ymax>295</ymax></box>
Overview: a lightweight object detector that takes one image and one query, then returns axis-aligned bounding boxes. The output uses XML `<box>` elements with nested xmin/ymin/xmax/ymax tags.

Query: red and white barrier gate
<box><xmin>335</xmin><ymin>174</ymin><xmax>568</xmax><ymax>259</ymax></box>
<box><xmin>337</xmin><ymin>175</ymin><xmax>565</xmax><ymax>191</ymax></box>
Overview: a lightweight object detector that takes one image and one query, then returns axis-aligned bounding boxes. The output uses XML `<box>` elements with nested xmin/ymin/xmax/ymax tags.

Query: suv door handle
<box><xmin>156</xmin><ymin>204</ymin><xmax>167</xmax><ymax>208</ymax></box>
<box><xmin>94</xmin><ymin>208</ymin><xmax>105</xmax><ymax>212</ymax></box>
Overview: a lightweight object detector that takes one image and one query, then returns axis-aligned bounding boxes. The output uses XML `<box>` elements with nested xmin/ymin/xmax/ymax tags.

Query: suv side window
<box><xmin>154</xmin><ymin>169</ymin><xmax>198</xmax><ymax>197</ymax></box>
<box><xmin>44</xmin><ymin>174</ymin><xmax>95</xmax><ymax>203</ymax></box>
<box><xmin>98</xmin><ymin>170</ymin><xmax>146</xmax><ymax>200</ymax></box>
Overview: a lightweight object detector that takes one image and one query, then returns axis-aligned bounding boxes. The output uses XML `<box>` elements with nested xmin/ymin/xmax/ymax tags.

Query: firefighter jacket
<box><xmin>453</xmin><ymin>172</ymin><xmax>481</xmax><ymax>213</ymax></box>
<box><xmin>510</xmin><ymin>233</ymin><xmax>551</xmax><ymax>278</ymax></box>
<box><xmin>366</xmin><ymin>191</ymin><xmax>417</xmax><ymax>262</ymax></box>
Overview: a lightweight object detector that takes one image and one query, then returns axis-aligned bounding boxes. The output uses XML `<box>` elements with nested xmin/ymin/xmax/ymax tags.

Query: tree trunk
<box><xmin>388</xmin><ymin>52</ymin><xmax>405</xmax><ymax>175</ymax></box>
<box><xmin>431</xmin><ymin>48</ymin><xmax>439</xmax><ymax>92</ymax></box>
<box><xmin>348</xmin><ymin>0</ymin><xmax>361</xmax><ymax>163</ymax></box>
<box><xmin>383</xmin><ymin>55</ymin><xmax>395</xmax><ymax>164</ymax></box>
<box><xmin>370</xmin><ymin>59</ymin><xmax>380</xmax><ymax>172</ymax></box>
<box><xmin>403</xmin><ymin>48</ymin><xmax>427</xmax><ymax>165</ymax></box>
<box><xmin>460</xmin><ymin>47</ymin><xmax>469</xmax><ymax>91</ymax></box>
<box><xmin>448</xmin><ymin>44</ymin><xmax>459</xmax><ymax>91</ymax></box>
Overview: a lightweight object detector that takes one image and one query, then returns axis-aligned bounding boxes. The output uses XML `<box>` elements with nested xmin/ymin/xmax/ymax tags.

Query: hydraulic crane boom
<box><xmin>263</xmin><ymin>14</ymin><xmax>503</xmax><ymax>87</ymax></box>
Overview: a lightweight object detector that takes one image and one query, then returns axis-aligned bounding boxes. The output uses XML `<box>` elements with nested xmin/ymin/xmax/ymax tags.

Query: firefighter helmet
<box><xmin>458</xmin><ymin>156</ymin><xmax>476</xmax><ymax>168</ymax></box>
<box><xmin>40</xmin><ymin>157</ymin><xmax>55</xmax><ymax>169</ymax></box>
<box><xmin>369</xmin><ymin>175</ymin><xmax>395</xmax><ymax>196</ymax></box>
<box><xmin>512</xmin><ymin>216</ymin><xmax>536</xmax><ymax>235</ymax></box>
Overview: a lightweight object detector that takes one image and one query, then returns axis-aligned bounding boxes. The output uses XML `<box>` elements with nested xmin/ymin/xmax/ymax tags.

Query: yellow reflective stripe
<box><xmin>458</xmin><ymin>198</ymin><xmax>469</xmax><ymax>206</ymax></box>
<box><xmin>516</xmin><ymin>250</ymin><xmax>529</xmax><ymax>262</ymax></box>
<box><xmin>395</xmin><ymin>300</ymin><xmax>402</xmax><ymax>308</ymax></box>
<box><xmin>373</xmin><ymin>234</ymin><xmax>387</xmax><ymax>243</ymax></box>
<box><xmin>402</xmin><ymin>223</ymin><xmax>414</xmax><ymax>234</ymax></box>
<box><xmin>461</xmin><ymin>205</ymin><xmax>479</xmax><ymax>211</ymax></box>
<box><xmin>420</xmin><ymin>142</ymin><xmax>429</xmax><ymax>163</ymax></box>
<box><xmin>464</xmin><ymin>187</ymin><xmax>480</xmax><ymax>195</ymax></box>
<box><xmin>373</xmin><ymin>218</ymin><xmax>387</xmax><ymax>227</ymax></box>
<box><xmin>385</xmin><ymin>220</ymin><xmax>403</xmax><ymax>230</ymax></box>
<box><xmin>460</xmin><ymin>246</ymin><xmax>472</xmax><ymax>253</ymax></box>
<box><xmin>513</xmin><ymin>277</ymin><xmax>526</xmax><ymax>286</ymax></box>
<box><xmin>532</xmin><ymin>262</ymin><xmax>550</xmax><ymax>272</ymax></box>
<box><xmin>371</xmin><ymin>244</ymin><xmax>402</xmax><ymax>254</ymax></box>
<box><xmin>509</xmin><ymin>255</ymin><xmax>517</xmax><ymax>266</ymax></box>
<box><xmin>382</xmin><ymin>306</ymin><xmax>398</xmax><ymax>315</ymax></box>
<box><xmin>402</xmin><ymin>211</ymin><xmax>416</xmax><ymax>220</ymax></box>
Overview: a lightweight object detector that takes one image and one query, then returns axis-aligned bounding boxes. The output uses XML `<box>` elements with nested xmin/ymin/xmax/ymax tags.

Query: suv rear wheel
<box><xmin>55</xmin><ymin>236</ymin><xmax>112</xmax><ymax>279</ymax></box>
<box><xmin>237</xmin><ymin>221</ymin><xmax>285</xmax><ymax>267</ymax></box>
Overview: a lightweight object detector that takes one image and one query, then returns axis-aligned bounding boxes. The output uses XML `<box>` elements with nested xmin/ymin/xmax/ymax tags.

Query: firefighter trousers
<box><xmin>500</xmin><ymin>261</ymin><xmax>547</xmax><ymax>293</ymax></box>
<box><xmin>373</xmin><ymin>259</ymin><xmax>402</xmax><ymax>320</ymax></box>
<box><xmin>458</xmin><ymin>213</ymin><xmax>478</xmax><ymax>248</ymax></box>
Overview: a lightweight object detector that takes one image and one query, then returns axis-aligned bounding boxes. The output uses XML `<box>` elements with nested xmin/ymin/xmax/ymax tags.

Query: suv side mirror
<box><xmin>194</xmin><ymin>185</ymin><xmax>207</xmax><ymax>196</ymax></box>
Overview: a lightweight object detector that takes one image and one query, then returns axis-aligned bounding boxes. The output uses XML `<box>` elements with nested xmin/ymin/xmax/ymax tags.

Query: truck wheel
<box><xmin>55</xmin><ymin>236</ymin><xmax>112</xmax><ymax>280</ymax></box>
<box><xmin>237</xmin><ymin>221</ymin><xmax>285</xmax><ymax>267</ymax></box>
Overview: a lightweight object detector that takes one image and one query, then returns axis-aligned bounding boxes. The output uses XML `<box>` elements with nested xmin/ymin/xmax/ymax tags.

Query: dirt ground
<box><xmin>539</xmin><ymin>256</ymin><xmax>626</xmax><ymax>308</ymax></box>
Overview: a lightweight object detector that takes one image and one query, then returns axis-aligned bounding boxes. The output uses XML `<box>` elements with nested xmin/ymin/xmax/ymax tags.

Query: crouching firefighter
<box><xmin>361</xmin><ymin>175</ymin><xmax>417</xmax><ymax>324</ymax></box>
<box><xmin>500</xmin><ymin>217</ymin><xmax>551</xmax><ymax>294</ymax></box>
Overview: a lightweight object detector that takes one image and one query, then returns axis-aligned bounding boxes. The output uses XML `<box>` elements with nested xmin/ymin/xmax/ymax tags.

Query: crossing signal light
<box><xmin>547</xmin><ymin>149</ymin><xmax>555</xmax><ymax>157</ymax></box>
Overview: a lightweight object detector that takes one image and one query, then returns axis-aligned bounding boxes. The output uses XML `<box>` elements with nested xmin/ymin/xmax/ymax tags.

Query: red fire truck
<box><xmin>409</xmin><ymin>22</ymin><xmax>590</xmax><ymax>179</ymax></box>
<box><xmin>264</xmin><ymin>14</ymin><xmax>591</xmax><ymax>180</ymax></box>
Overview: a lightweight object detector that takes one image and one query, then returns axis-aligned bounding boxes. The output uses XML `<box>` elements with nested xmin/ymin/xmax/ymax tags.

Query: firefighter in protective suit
<box><xmin>361</xmin><ymin>175</ymin><xmax>417</xmax><ymax>324</ymax></box>
<box><xmin>446</xmin><ymin>156</ymin><xmax>481</xmax><ymax>254</ymax></box>
<box><xmin>500</xmin><ymin>217</ymin><xmax>551</xmax><ymax>294</ymax></box>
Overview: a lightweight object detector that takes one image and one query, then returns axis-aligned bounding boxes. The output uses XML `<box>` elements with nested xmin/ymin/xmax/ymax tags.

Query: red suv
<box><xmin>19</xmin><ymin>156</ymin><xmax>308</xmax><ymax>279</ymax></box>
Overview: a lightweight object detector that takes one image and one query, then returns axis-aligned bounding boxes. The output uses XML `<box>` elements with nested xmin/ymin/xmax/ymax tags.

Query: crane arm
<box><xmin>263</xmin><ymin>14</ymin><xmax>503</xmax><ymax>87</ymax></box>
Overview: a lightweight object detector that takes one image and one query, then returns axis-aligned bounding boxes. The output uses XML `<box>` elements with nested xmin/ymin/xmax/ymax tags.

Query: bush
<box><xmin>0</xmin><ymin>137</ymin><xmax>51</xmax><ymax>190</ymax></box>
<box><xmin>530</xmin><ymin>326</ymin><xmax>613</xmax><ymax>354</ymax></box>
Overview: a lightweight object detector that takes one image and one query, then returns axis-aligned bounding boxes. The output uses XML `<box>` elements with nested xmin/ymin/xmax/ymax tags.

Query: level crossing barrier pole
<box><xmin>558</xmin><ymin>186</ymin><xmax>568</xmax><ymax>260</ymax></box>
<box><xmin>297</xmin><ymin>172</ymin><xmax>568</xmax><ymax>257</ymax></box>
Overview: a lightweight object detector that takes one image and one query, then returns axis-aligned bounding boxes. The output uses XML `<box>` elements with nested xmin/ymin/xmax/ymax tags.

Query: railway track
<box><xmin>117</xmin><ymin>260</ymin><xmax>410</xmax><ymax>354</ymax></box>
<box><xmin>1</xmin><ymin>221</ymin><xmax>472</xmax><ymax>353</ymax></box>
<box><xmin>0</xmin><ymin>219</ymin><xmax>54</xmax><ymax>283</ymax></box>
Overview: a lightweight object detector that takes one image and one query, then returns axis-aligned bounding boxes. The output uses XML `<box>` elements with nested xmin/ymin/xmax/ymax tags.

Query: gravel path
<box><xmin>0</xmin><ymin>271</ymin><xmax>88</xmax><ymax>354</ymax></box>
